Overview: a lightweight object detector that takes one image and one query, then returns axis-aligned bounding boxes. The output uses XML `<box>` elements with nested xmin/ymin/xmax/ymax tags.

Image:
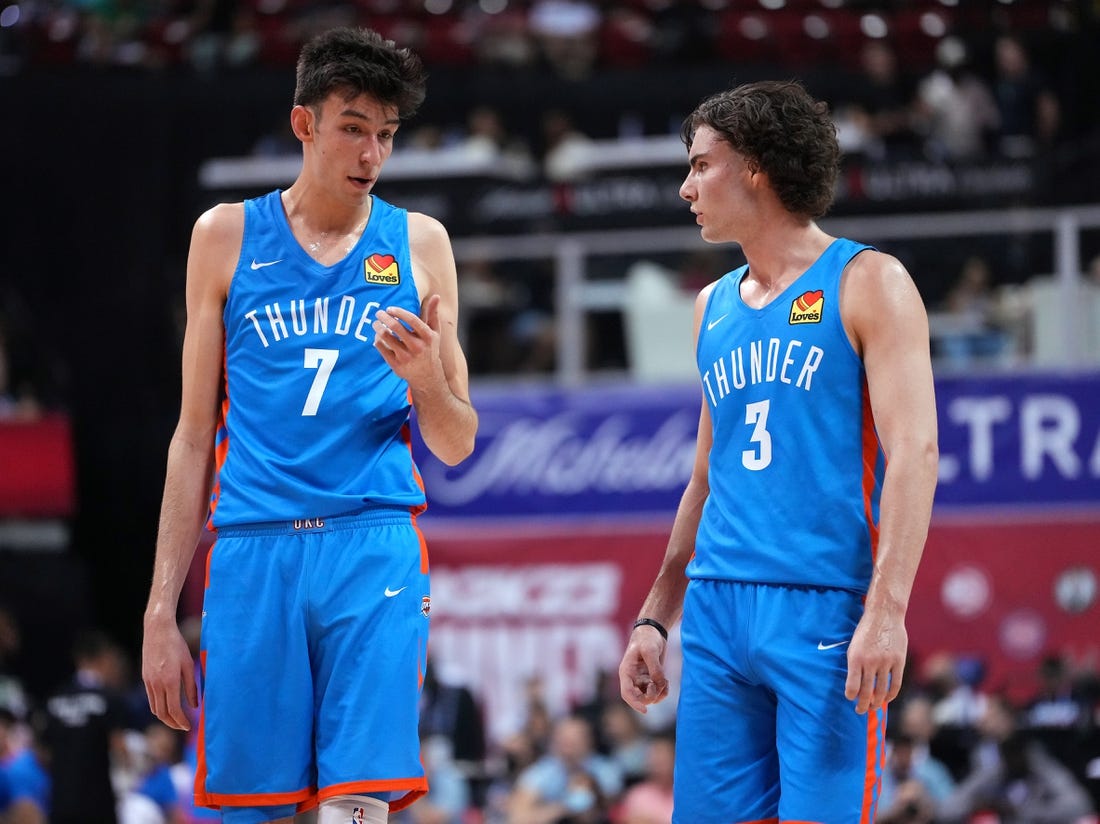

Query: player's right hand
<box><xmin>142</xmin><ymin>619</ymin><xmax>198</xmax><ymax>731</ymax></box>
<box><xmin>618</xmin><ymin>625</ymin><xmax>670</xmax><ymax>713</ymax></box>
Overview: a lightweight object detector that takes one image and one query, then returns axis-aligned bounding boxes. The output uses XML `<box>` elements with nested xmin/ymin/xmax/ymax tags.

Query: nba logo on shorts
<box><xmin>350</xmin><ymin>809</ymin><xmax>365</xmax><ymax>823</ymax></box>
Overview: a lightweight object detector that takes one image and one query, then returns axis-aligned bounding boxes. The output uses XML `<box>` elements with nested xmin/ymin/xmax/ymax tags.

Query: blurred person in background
<box><xmin>0</xmin><ymin>606</ymin><xmax>29</xmax><ymax>728</ymax></box>
<box><xmin>874</xmin><ymin>732</ymin><xmax>953</xmax><ymax>824</ymax></box>
<box><xmin>914</xmin><ymin>36</ymin><xmax>1000</xmax><ymax>163</ymax></box>
<box><xmin>618</xmin><ymin>729</ymin><xmax>674</xmax><ymax>824</ymax></box>
<box><xmin>619</xmin><ymin>79</ymin><xmax>938</xmax><ymax>824</ymax></box>
<box><xmin>506</xmin><ymin>714</ymin><xmax>623</xmax><ymax>824</ymax></box>
<box><xmin>139</xmin><ymin>24</ymin><xmax>476</xmax><ymax>824</ymax></box>
<box><xmin>938</xmin><ymin>727</ymin><xmax>1095</xmax><ymax>823</ymax></box>
<box><xmin>598</xmin><ymin>703</ymin><xmax>648</xmax><ymax>787</ymax></box>
<box><xmin>42</xmin><ymin>628</ymin><xmax>131</xmax><ymax>824</ymax></box>
<box><xmin>118</xmin><ymin>721</ymin><xmax>188</xmax><ymax>824</ymax></box>
<box><xmin>835</xmin><ymin>40</ymin><xmax>922</xmax><ymax>162</ymax></box>
<box><xmin>934</xmin><ymin>255</ymin><xmax>1014</xmax><ymax>368</ymax></box>
<box><xmin>990</xmin><ymin>33</ymin><xmax>1061</xmax><ymax>159</ymax></box>
<box><xmin>0</xmin><ymin>709</ymin><xmax>49</xmax><ymax>824</ymax></box>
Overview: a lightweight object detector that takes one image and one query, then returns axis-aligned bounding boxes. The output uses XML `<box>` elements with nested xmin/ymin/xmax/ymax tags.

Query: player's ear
<box><xmin>290</xmin><ymin>105</ymin><xmax>314</xmax><ymax>143</ymax></box>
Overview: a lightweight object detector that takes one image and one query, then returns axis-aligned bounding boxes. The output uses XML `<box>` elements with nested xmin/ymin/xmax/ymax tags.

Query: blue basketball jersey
<box><xmin>691</xmin><ymin>237</ymin><xmax>883</xmax><ymax>592</ymax></box>
<box><xmin>211</xmin><ymin>191</ymin><xmax>426</xmax><ymax>527</ymax></box>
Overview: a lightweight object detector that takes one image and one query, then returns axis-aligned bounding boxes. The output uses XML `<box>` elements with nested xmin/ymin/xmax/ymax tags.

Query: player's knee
<box><xmin>317</xmin><ymin>794</ymin><xmax>388</xmax><ymax>824</ymax></box>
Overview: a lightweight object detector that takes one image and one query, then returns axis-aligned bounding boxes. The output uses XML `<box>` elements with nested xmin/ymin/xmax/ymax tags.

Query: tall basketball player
<box><xmin>141</xmin><ymin>27</ymin><xmax>477</xmax><ymax>824</ymax></box>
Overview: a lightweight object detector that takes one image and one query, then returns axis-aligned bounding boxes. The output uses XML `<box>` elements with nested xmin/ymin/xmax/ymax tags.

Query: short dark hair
<box><xmin>681</xmin><ymin>80</ymin><xmax>840</xmax><ymax>219</ymax></box>
<box><xmin>294</xmin><ymin>26</ymin><xmax>427</xmax><ymax>119</ymax></box>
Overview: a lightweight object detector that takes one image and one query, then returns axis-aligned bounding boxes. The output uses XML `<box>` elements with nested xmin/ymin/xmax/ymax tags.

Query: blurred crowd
<box><xmin>2</xmin><ymin>601</ymin><xmax>1099</xmax><ymax>824</ymax></box>
<box><xmin>2</xmin><ymin>0</ymin><xmax>1095</xmax><ymax>165</ymax></box>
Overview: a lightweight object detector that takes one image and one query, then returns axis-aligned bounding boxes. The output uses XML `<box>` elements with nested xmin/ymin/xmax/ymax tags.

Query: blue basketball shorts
<box><xmin>673</xmin><ymin>579</ymin><xmax>886</xmax><ymax>824</ymax></box>
<box><xmin>194</xmin><ymin>506</ymin><xmax>431</xmax><ymax>816</ymax></box>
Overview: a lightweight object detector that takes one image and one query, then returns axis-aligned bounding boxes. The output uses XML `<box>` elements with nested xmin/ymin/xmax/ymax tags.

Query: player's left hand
<box><xmin>844</xmin><ymin>605</ymin><xmax>907</xmax><ymax>714</ymax></box>
<box><xmin>373</xmin><ymin>295</ymin><xmax>444</xmax><ymax>387</ymax></box>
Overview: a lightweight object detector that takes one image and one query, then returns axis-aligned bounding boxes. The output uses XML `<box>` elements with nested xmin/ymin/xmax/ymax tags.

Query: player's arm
<box><xmin>618</xmin><ymin>284</ymin><xmax>714</xmax><ymax>714</ymax></box>
<box><xmin>840</xmin><ymin>250</ymin><xmax>939</xmax><ymax>714</ymax></box>
<box><xmin>374</xmin><ymin>211</ymin><xmax>477</xmax><ymax>466</ymax></box>
<box><xmin>142</xmin><ymin>203</ymin><xmax>240</xmax><ymax>731</ymax></box>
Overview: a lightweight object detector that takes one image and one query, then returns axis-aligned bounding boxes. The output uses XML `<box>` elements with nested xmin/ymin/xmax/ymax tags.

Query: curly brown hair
<box><xmin>294</xmin><ymin>26</ymin><xmax>427</xmax><ymax>120</ymax></box>
<box><xmin>681</xmin><ymin>80</ymin><xmax>840</xmax><ymax>219</ymax></box>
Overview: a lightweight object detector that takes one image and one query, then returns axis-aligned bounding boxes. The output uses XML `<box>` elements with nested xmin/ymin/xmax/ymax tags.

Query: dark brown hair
<box><xmin>294</xmin><ymin>26</ymin><xmax>427</xmax><ymax>119</ymax></box>
<box><xmin>681</xmin><ymin>80</ymin><xmax>840</xmax><ymax>219</ymax></box>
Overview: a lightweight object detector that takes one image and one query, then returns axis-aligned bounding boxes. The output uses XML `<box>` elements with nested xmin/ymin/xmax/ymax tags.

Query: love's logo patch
<box><xmin>364</xmin><ymin>253</ymin><xmax>400</xmax><ymax>286</ymax></box>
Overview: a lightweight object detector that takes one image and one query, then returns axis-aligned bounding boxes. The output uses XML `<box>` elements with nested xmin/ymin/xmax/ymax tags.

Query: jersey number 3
<box><xmin>743</xmin><ymin>399</ymin><xmax>772</xmax><ymax>470</ymax></box>
<box><xmin>302</xmin><ymin>348</ymin><xmax>339</xmax><ymax>416</ymax></box>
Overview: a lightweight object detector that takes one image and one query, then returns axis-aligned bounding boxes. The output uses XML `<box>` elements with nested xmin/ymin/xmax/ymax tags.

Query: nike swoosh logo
<box><xmin>706</xmin><ymin>313</ymin><xmax>729</xmax><ymax>331</ymax></box>
<box><xmin>384</xmin><ymin>586</ymin><xmax>407</xmax><ymax>598</ymax></box>
<box><xmin>250</xmin><ymin>259</ymin><xmax>283</xmax><ymax>270</ymax></box>
<box><xmin>817</xmin><ymin>640</ymin><xmax>849</xmax><ymax>650</ymax></box>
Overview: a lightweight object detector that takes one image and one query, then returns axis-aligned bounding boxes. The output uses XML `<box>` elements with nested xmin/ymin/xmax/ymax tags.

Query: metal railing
<box><xmin>452</xmin><ymin>204</ymin><xmax>1100</xmax><ymax>384</ymax></box>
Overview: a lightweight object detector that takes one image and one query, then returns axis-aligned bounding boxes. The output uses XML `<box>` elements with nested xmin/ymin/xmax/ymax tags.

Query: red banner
<box><xmin>0</xmin><ymin>415</ymin><xmax>76</xmax><ymax>518</ymax></box>
<box><xmin>422</xmin><ymin>512</ymin><xmax>1100</xmax><ymax>742</ymax></box>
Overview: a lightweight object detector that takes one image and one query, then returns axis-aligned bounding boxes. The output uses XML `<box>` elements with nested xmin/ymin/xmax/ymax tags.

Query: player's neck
<box><xmin>281</xmin><ymin>183</ymin><xmax>373</xmax><ymax>236</ymax></box>
<box><xmin>741</xmin><ymin>220</ymin><xmax>832</xmax><ymax>293</ymax></box>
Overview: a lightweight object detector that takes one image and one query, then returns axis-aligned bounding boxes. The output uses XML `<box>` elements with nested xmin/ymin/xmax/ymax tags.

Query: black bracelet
<box><xmin>632</xmin><ymin>617</ymin><xmax>668</xmax><ymax>640</ymax></box>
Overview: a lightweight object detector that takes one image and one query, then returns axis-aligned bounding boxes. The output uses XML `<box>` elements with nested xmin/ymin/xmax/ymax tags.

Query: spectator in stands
<box><xmin>618</xmin><ymin>729</ymin><xmax>674</xmax><ymax>824</ymax></box>
<box><xmin>118</xmin><ymin>721</ymin><xmax>188</xmax><ymax>824</ymax></box>
<box><xmin>914</xmin><ymin>36</ymin><xmax>1000</xmax><ymax>162</ymax></box>
<box><xmin>528</xmin><ymin>0</ymin><xmax>601</xmax><ymax>80</ymax></box>
<box><xmin>877</xmin><ymin>695</ymin><xmax>956</xmax><ymax>820</ymax></box>
<box><xmin>419</xmin><ymin>657</ymin><xmax>487</xmax><ymax>792</ymax></box>
<box><xmin>186</xmin><ymin>0</ymin><xmax>261</xmax><ymax>72</ymax></box>
<box><xmin>836</xmin><ymin>39</ymin><xmax>922</xmax><ymax>162</ymax></box>
<box><xmin>457</xmin><ymin>105</ymin><xmax>537</xmax><ymax>179</ymax></box>
<box><xmin>934</xmin><ymin>255</ymin><xmax>1013</xmax><ymax>368</ymax></box>
<box><xmin>506</xmin><ymin>714</ymin><xmax>623</xmax><ymax>824</ymax></box>
<box><xmin>1026</xmin><ymin>653</ymin><xmax>1090</xmax><ymax>733</ymax></box>
<box><xmin>41</xmin><ymin>628</ymin><xmax>131</xmax><ymax>824</ymax></box>
<box><xmin>392</xmin><ymin>734</ymin><xmax>470</xmax><ymax>824</ymax></box>
<box><xmin>937</xmin><ymin>727</ymin><xmax>1095</xmax><ymax>823</ymax></box>
<box><xmin>0</xmin><ymin>709</ymin><xmax>49</xmax><ymax>824</ymax></box>
<box><xmin>875</xmin><ymin>734</ymin><xmax>941</xmax><ymax>824</ymax></box>
<box><xmin>990</xmin><ymin>33</ymin><xmax>1061</xmax><ymax>159</ymax></box>
<box><xmin>0</xmin><ymin>605</ymin><xmax>29</xmax><ymax>724</ymax></box>
<box><xmin>598</xmin><ymin>703</ymin><xmax>649</xmax><ymax>786</ymax></box>
<box><xmin>541</xmin><ymin>108</ymin><xmax>595</xmax><ymax>182</ymax></box>
<box><xmin>895</xmin><ymin>694</ymin><xmax>956</xmax><ymax>778</ymax></box>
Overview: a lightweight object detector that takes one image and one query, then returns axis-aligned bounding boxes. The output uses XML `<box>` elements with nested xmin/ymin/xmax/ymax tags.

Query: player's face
<box><xmin>679</xmin><ymin>125</ymin><xmax>756</xmax><ymax>244</ymax></box>
<box><xmin>307</xmin><ymin>92</ymin><xmax>400</xmax><ymax>200</ymax></box>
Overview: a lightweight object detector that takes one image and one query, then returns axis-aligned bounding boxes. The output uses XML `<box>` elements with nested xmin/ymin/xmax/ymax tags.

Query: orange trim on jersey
<box><xmin>207</xmin><ymin>347</ymin><xmax>231</xmax><ymax>528</ymax></box>
<box><xmin>194</xmin><ymin>649</ymin><xmax>209</xmax><ymax>804</ymax></box>
<box><xmin>194</xmin><ymin>787</ymin><xmax>314</xmax><ymax>808</ymax></box>
<box><xmin>411</xmin><ymin>511</ymin><xmax>430</xmax><ymax>573</ymax></box>
<box><xmin>860</xmin><ymin>703</ymin><xmax>886</xmax><ymax>824</ymax></box>
<box><xmin>860</xmin><ymin>380</ymin><xmax>881</xmax><ymax>565</ymax></box>
<box><xmin>319</xmin><ymin>779</ymin><xmax>429</xmax><ymax>812</ymax></box>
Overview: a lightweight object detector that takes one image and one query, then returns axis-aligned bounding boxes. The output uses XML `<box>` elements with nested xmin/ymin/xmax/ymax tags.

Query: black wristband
<box><xmin>632</xmin><ymin>617</ymin><xmax>668</xmax><ymax>640</ymax></box>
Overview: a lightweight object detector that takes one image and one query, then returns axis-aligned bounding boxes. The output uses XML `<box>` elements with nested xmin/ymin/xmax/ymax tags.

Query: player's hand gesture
<box><xmin>373</xmin><ymin>295</ymin><xmax>444</xmax><ymax>389</ymax></box>
<box><xmin>619</xmin><ymin>625</ymin><xmax>670</xmax><ymax>713</ymax></box>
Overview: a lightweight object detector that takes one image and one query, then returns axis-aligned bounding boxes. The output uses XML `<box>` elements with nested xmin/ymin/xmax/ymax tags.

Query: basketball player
<box><xmin>618</xmin><ymin>80</ymin><xmax>939</xmax><ymax>823</ymax></box>
<box><xmin>140</xmin><ymin>27</ymin><xmax>477</xmax><ymax>824</ymax></box>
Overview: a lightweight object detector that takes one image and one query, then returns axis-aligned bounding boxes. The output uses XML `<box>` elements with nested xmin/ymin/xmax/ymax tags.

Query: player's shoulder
<box><xmin>846</xmin><ymin>246</ymin><xmax>912</xmax><ymax>288</ymax></box>
<box><xmin>193</xmin><ymin>201</ymin><xmax>246</xmax><ymax>246</ymax></box>
<box><xmin>406</xmin><ymin>210</ymin><xmax>450</xmax><ymax>243</ymax></box>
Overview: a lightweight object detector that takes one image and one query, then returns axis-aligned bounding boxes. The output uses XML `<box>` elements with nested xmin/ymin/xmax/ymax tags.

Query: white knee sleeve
<box><xmin>317</xmin><ymin>794</ymin><xmax>388</xmax><ymax>824</ymax></box>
